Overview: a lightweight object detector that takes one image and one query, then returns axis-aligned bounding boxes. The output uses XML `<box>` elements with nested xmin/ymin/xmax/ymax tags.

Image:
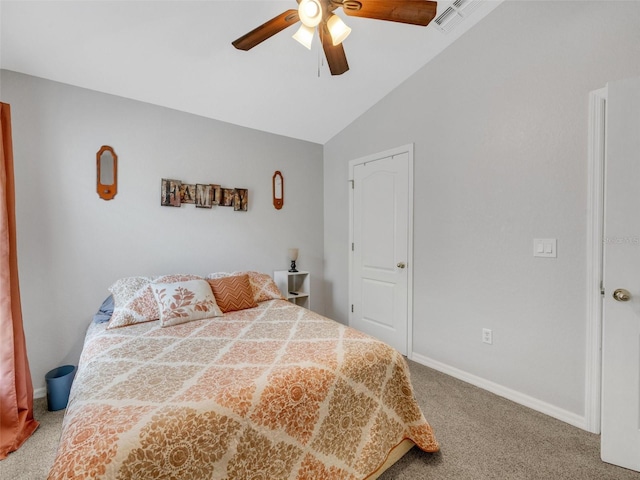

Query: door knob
<box><xmin>397</xmin><ymin>262</ymin><xmax>406</xmax><ymax>269</ymax></box>
<box><xmin>613</xmin><ymin>288</ymin><xmax>631</xmax><ymax>302</ymax></box>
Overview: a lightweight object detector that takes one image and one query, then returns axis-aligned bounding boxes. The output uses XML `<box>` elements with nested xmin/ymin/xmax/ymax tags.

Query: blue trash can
<box><xmin>45</xmin><ymin>365</ymin><xmax>76</xmax><ymax>411</ymax></box>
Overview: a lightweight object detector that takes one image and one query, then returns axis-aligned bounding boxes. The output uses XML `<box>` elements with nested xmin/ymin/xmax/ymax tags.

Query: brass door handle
<box><xmin>397</xmin><ymin>262</ymin><xmax>406</xmax><ymax>269</ymax></box>
<box><xmin>613</xmin><ymin>288</ymin><xmax>631</xmax><ymax>302</ymax></box>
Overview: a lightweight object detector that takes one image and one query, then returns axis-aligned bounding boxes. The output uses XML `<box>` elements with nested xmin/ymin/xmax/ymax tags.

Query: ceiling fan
<box><xmin>232</xmin><ymin>0</ymin><xmax>438</xmax><ymax>76</ymax></box>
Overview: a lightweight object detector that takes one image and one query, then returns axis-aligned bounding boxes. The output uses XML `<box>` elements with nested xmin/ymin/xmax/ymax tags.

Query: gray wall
<box><xmin>323</xmin><ymin>0</ymin><xmax>640</xmax><ymax>426</ymax></box>
<box><xmin>1</xmin><ymin>71</ymin><xmax>324</xmax><ymax>393</ymax></box>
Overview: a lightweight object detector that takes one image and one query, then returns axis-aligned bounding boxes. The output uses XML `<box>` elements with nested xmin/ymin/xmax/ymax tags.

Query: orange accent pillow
<box><xmin>207</xmin><ymin>274</ymin><xmax>258</xmax><ymax>313</ymax></box>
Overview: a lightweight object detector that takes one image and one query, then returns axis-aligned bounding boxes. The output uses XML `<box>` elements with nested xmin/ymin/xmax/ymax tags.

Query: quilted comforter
<box><xmin>48</xmin><ymin>299</ymin><xmax>438</xmax><ymax>479</ymax></box>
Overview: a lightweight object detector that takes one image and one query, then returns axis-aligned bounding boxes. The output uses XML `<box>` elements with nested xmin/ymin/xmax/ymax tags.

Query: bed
<box><xmin>48</xmin><ymin>272</ymin><xmax>439</xmax><ymax>479</ymax></box>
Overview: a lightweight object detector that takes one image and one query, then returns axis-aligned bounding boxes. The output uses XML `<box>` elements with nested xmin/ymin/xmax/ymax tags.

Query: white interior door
<box><xmin>601</xmin><ymin>76</ymin><xmax>640</xmax><ymax>472</ymax></box>
<box><xmin>349</xmin><ymin>147</ymin><xmax>412</xmax><ymax>355</ymax></box>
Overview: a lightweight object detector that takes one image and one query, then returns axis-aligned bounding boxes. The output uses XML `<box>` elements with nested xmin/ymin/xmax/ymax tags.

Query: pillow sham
<box><xmin>206</xmin><ymin>272</ymin><xmax>231</xmax><ymax>280</ymax></box>
<box><xmin>107</xmin><ymin>274</ymin><xmax>203</xmax><ymax>329</ymax></box>
<box><xmin>207</xmin><ymin>274</ymin><xmax>258</xmax><ymax>313</ymax></box>
<box><xmin>235</xmin><ymin>271</ymin><xmax>285</xmax><ymax>303</ymax></box>
<box><xmin>151</xmin><ymin>279</ymin><xmax>223</xmax><ymax>327</ymax></box>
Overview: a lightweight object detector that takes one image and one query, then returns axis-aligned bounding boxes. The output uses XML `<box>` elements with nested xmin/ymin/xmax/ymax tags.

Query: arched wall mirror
<box><xmin>97</xmin><ymin>145</ymin><xmax>117</xmax><ymax>200</ymax></box>
<box><xmin>273</xmin><ymin>171</ymin><xmax>283</xmax><ymax>210</ymax></box>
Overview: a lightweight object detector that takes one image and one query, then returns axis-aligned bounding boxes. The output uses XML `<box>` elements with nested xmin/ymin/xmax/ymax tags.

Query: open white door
<box><xmin>601</xmin><ymin>76</ymin><xmax>640</xmax><ymax>472</ymax></box>
<box><xmin>349</xmin><ymin>146</ymin><xmax>413</xmax><ymax>355</ymax></box>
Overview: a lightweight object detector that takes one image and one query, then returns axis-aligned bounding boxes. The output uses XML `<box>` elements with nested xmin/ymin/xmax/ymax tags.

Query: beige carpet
<box><xmin>1</xmin><ymin>360</ymin><xmax>639</xmax><ymax>479</ymax></box>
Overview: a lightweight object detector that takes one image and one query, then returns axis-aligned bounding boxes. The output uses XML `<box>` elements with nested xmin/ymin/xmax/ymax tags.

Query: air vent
<box><xmin>434</xmin><ymin>7</ymin><xmax>463</xmax><ymax>32</ymax></box>
<box><xmin>453</xmin><ymin>0</ymin><xmax>477</xmax><ymax>9</ymax></box>
<box><xmin>434</xmin><ymin>0</ymin><xmax>484</xmax><ymax>33</ymax></box>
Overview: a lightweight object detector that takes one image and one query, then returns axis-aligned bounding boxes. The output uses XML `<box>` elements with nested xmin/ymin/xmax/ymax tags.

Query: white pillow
<box><xmin>206</xmin><ymin>272</ymin><xmax>232</xmax><ymax>279</ymax></box>
<box><xmin>151</xmin><ymin>279</ymin><xmax>223</xmax><ymax>328</ymax></box>
<box><xmin>107</xmin><ymin>274</ymin><xmax>202</xmax><ymax>329</ymax></box>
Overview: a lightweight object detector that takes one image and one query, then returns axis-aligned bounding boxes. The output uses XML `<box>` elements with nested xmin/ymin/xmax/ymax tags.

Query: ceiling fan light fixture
<box><xmin>298</xmin><ymin>0</ymin><xmax>322</xmax><ymax>28</ymax></box>
<box><xmin>327</xmin><ymin>14</ymin><xmax>352</xmax><ymax>46</ymax></box>
<box><xmin>292</xmin><ymin>24</ymin><xmax>315</xmax><ymax>49</ymax></box>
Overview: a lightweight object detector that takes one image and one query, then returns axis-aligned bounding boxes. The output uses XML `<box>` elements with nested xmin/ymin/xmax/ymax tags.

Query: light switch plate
<box><xmin>533</xmin><ymin>238</ymin><xmax>557</xmax><ymax>258</ymax></box>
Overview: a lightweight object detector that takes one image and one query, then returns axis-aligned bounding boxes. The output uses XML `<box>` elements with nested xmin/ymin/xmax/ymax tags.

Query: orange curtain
<box><xmin>0</xmin><ymin>102</ymin><xmax>39</xmax><ymax>460</ymax></box>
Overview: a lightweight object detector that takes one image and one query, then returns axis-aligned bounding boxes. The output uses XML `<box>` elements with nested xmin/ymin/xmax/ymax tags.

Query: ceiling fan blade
<box><xmin>342</xmin><ymin>0</ymin><xmax>437</xmax><ymax>26</ymax></box>
<box><xmin>319</xmin><ymin>21</ymin><xmax>349</xmax><ymax>75</ymax></box>
<box><xmin>232</xmin><ymin>9</ymin><xmax>300</xmax><ymax>51</ymax></box>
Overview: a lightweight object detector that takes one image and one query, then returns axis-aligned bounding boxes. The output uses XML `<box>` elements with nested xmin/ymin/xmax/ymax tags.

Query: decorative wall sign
<box><xmin>212</xmin><ymin>185</ymin><xmax>222</xmax><ymax>205</ymax></box>
<box><xmin>234</xmin><ymin>189</ymin><xmax>248</xmax><ymax>211</ymax></box>
<box><xmin>221</xmin><ymin>188</ymin><xmax>235</xmax><ymax>207</ymax></box>
<box><xmin>195</xmin><ymin>184</ymin><xmax>213</xmax><ymax>208</ymax></box>
<box><xmin>161</xmin><ymin>179</ymin><xmax>181</xmax><ymax>207</ymax></box>
<box><xmin>161</xmin><ymin>179</ymin><xmax>248</xmax><ymax>211</ymax></box>
<box><xmin>180</xmin><ymin>184</ymin><xmax>196</xmax><ymax>204</ymax></box>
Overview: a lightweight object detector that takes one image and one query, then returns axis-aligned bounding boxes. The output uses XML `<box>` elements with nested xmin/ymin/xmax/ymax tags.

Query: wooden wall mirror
<box><xmin>273</xmin><ymin>171</ymin><xmax>283</xmax><ymax>210</ymax></box>
<box><xmin>97</xmin><ymin>145</ymin><xmax>117</xmax><ymax>200</ymax></box>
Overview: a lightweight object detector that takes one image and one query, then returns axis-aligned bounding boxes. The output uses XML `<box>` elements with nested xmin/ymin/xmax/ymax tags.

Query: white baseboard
<box><xmin>411</xmin><ymin>353</ymin><xmax>588</xmax><ymax>431</ymax></box>
<box><xmin>34</xmin><ymin>387</ymin><xmax>46</xmax><ymax>399</ymax></box>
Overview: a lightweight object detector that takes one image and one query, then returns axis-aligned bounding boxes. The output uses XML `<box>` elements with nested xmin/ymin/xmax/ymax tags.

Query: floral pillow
<box><xmin>207</xmin><ymin>274</ymin><xmax>258</xmax><ymax>313</ymax></box>
<box><xmin>236</xmin><ymin>271</ymin><xmax>285</xmax><ymax>303</ymax></box>
<box><xmin>107</xmin><ymin>274</ymin><xmax>203</xmax><ymax>329</ymax></box>
<box><xmin>151</xmin><ymin>279</ymin><xmax>223</xmax><ymax>328</ymax></box>
<box><xmin>206</xmin><ymin>271</ymin><xmax>284</xmax><ymax>303</ymax></box>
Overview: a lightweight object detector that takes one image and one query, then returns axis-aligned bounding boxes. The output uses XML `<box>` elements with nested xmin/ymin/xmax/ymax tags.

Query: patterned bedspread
<box><xmin>48</xmin><ymin>299</ymin><xmax>438</xmax><ymax>479</ymax></box>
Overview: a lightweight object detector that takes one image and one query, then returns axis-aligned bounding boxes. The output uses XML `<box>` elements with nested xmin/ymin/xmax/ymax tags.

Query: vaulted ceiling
<box><xmin>0</xmin><ymin>0</ymin><xmax>503</xmax><ymax>143</ymax></box>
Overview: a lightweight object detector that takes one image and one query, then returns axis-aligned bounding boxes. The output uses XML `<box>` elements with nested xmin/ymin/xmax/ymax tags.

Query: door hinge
<box><xmin>600</xmin><ymin>280</ymin><xmax>605</xmax><ymax>296</ymax></box>
<box><xmin>351</xmin><ymin>242</ymin><xmax>354</xmax><ymax>251</ymax></box>
<box><xmin>349</xmin><ymin>180</ymin><xmax>354</xmax><ymax>189</ymax></box>
<box><xmin>351</xmin><ymin>304</ymin><xmax>354</xmax><ymax>313</ymax></box>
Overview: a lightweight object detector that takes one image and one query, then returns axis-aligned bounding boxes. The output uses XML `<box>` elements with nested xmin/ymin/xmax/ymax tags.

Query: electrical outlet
<box><xmin>482</xmin><ymin>328</ymin><xmax>493</xmax><ymax>345</ymax></box>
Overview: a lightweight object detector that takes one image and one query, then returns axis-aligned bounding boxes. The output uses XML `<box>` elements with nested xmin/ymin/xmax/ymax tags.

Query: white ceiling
<box><xmin>0</xmin><ymin>0</ymin><xmax>503</xmax><ymax>144</ymax></box>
